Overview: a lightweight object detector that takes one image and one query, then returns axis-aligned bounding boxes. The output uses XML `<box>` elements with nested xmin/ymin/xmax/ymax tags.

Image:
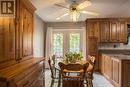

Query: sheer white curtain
<box><xmin>45</xmin><ymin>27</ymin><xmax>53</xmax><ymax>59</ymax></box>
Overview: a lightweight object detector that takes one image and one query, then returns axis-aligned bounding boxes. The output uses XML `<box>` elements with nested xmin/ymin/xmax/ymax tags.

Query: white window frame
<box><xmin>46</xmin><ymin>27</ymin><xmax>86</xmax><ymax>58</ymax></box>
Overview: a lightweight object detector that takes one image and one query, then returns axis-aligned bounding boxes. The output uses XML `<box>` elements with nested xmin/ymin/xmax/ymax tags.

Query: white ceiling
<box><xmin>30</xmin><ymin>0</ymin><xmax>130</xmax><ymax>22</ymax></box>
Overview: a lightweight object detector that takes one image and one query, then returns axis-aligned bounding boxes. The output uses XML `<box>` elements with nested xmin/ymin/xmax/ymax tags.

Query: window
<box><xmin>51</xmin><ymin>28</ymin><xmax>86</xmax><ymax>58</ymax></box>
<box><xmin>53</xmin><ymin>33</ymin><xmax>63</xmax><ymax>57</ymax></box>
<box><xmin>69</xmin><ymin>33</ymin><xmax>80</xmax><ymax>52</ymax></box>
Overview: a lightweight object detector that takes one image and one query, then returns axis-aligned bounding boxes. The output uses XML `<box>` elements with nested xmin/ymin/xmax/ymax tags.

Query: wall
<box><xmin>46</xmin><ymin>22</ymin><xmax>86</xmax><ymax>57</ymax></box>
<box><xmin>47</xmin><ymin>22</ymin><xmax>85</xmax><ymax>29</ymax></box>
<box><xmin>33</xmin><ymin>14</ymin><xmax>46</xmax><ymax>57</ymax></box>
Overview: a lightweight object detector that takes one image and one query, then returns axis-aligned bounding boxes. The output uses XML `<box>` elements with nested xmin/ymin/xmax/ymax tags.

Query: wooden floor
<box><xmin>45</xmin><ymin>69</ymin><xmax>114</xmax><ymax>87</ymax></box>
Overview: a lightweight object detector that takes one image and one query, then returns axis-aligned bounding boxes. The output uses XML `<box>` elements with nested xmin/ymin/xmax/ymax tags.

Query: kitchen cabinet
<box><xmin>101</xmin><ymin>54</ymin><xmax>112</xmax><ymax>79</ymax></box>
<box><xmin>86</xmin><ymin>18</ymin><xmax>128</xmax><ymax>43</ymax></box>
<box><xmin>118</xmin><ymin>21</ymin><xmax>127</xmax><ymax>43</ymax></box>
<box><xmin>100</xmin><ymin>54</ymin><xmax>130</xmax><ymax>87</ymax></box>
<box><xmin>99</xmin><ymin>21</ymin><xmax>110</xmax><ymax>42</ymax></box>
<box><xmin>87</xmin><ymin>36</ymin><xmax>99</xmax><ymax>70</ymax></box>
<box><xmin>109</xmin><ymin>21</ymin><xmax>119</xmax><ymax>42</ymax></box>
<box><xmin>86</xmin><ymin>21</ymin><xmax>100</xmax><ymax>42</ymax></box>
<box><xmin>110</xmin><ymin>20</ymin><xmax>127</xmax><ymax>43</ymax></box>
<box><xmin>111</xmin><ymin>57</ymin><xmax>121</xmax><ymax>87</ymax></box>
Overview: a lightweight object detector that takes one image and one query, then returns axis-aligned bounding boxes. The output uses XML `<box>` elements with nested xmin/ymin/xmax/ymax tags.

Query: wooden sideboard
<box><xmin>100</xmin><ymin>54</ymin><xmax>130</xmax><ymax>87</ymax></box>
<box><xmin>0</xmin><ymin>0</ymin><xmax>45</xmax><ymax>87</ymax></box>
<box><xmin>0</xmin><ymin>58</ymin><xmax>44</xmax><ymax>87</ymax></box>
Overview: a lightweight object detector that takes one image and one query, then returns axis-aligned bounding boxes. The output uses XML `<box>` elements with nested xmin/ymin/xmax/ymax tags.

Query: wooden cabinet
<box><xmin>101</xmin><ymin>54</ymin><xmax>112</xmax><ymax>79</ymax></box>
<box><xmin>118</xmin><ymin>21</ymin><xmax>127</xmax><ymax>42</ymax></box>
<box><xmin>111</xmin><ymin>57</ymin><xmax>121</xmax><ymax>87</ymax></box>
<box><xmin>86</xmin><ymin>18</ymin><xmax>128</xmax><ymax>43</ymax></box>
<box><xmin>99</xmin><ymin>21</ymin><xmax>110</xmax><ymax>42</ymax></box>
<box><xmin>0</xmin><ymin>18</ymin><xmax>16</xmax><ymax>69</ymax></box>
<box><xmin>0</xmin><ymin>0</ymin><xmax>36</xmax><ymax>69</ymax></box>
<box><xmin>100</xmin><ymin>54</ymin><xmax>130</xmax><ymax>87</ymax></box>
<box><xmin>109</xmin><ymin>20</ymin><xmax>127</xmax><ymax>42</ymax></box>
<box><xmin>0</xmin><ymin>58</ymin><xmax>44</xmax><ymax>87</ymax></box>
<box><xmin>109</xmin><ymin>21</ymin><xmax>119</xmax><ymax>42</ymax></box>
<box><xmin>17</xmin><ymin>0</ymin><xmax>35</xmax><ymax>60</ymax></box>
<box><xmin>0</xmin><ymin>0</ymin><xmax>44</xmax><ymax>87</ymax></box>
<box><xmin>100</xmin><ymin>54</ymin><xmax>121</xmax><ymax>87</ymax></box>
<box><xmin>87</xmin><ymin>36</ymin><xmax>99</xmax><ymax>70</ymax></box>
<box><xmin>86</xmin><ymin>21</ymin><xmax>100</xmax><ymax>42</ymax></box>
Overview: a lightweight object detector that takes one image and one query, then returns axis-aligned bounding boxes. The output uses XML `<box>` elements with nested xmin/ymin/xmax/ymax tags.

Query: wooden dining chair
<box><xmin>48</xmin><ymin>57</ymin><xmax>60</xmax><ymax>87</ymax></box>
<box><xmin>86</xmin><ymin>56</ymin><xmax>96</xmax><ymax>87</ymax></box>
<box><xmin>59</xmin><ymin>62</ymin><xmax>89</xmax><ymax>87</ymax></box>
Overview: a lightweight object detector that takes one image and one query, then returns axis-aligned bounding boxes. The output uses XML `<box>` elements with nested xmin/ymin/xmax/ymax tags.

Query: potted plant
<box><xmin>64</xmin><ymin>52</ymin><xmax>83</xmax><ymax>63</ymax></box>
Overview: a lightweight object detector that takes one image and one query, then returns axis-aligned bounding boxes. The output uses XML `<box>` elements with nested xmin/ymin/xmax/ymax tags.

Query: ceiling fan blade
<box><xmin>56</xmin><ymin>13</ymin><xmax>69</xmax><ymax>20</ymax></box>
<box><xmin>81</xmin><ymin>11</ymin><xmax>99</xmax><ymax>16</ymax></box>
<box><xmin>77</xmin><ymin>0</ymin><xmax>92</xmax><ymax>9</ymax></box>
<box><xmin>55</xmin><ymin>4</ymin><xmax>69</xmax><ymax>9</ymax></box>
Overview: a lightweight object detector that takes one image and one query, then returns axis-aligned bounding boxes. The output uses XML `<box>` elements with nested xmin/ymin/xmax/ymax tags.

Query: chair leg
<box><xmin>50</xmin><ymin>79</ymin><xmax>54</xmax><ymax>87</ymax></box>
<box><xmin>86</xmin><ymin>79</ymin><xmax>93</xmax><ymax>87</ymax></box>
<box><xmin>58</xmin><ymin>71</ymin><xmax>61</xmax><ymax>87</ymax></box>
<box><xmin>54</xmin><ymin>68</ymin><xmax>57</xmax><ymax>77</ymax></box>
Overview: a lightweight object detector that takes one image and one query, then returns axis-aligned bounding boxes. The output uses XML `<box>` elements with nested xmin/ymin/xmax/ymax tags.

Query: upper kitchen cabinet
<box><xmin>86</xmin><ymin>18</ymin><xmax>128</xmax><ymax>43</ymax></box>
<box><xmin>109</xmin><ymin>20</ymin><xmax>119</xmax><ymax>42</ymax></box>
<box><xmin>86</xmin><ymin>20</ymin><xmax>100</xmax><ymax>42</ymax></box>
<box><xmin>16</xmin><ymin>0</ymin><xmax>36</xmax><ymax>60</ymax></box>
<box><xmin>99</xmin><ymin>21</ymin><xmax>110</xmax><ymax>42</ymax></box>
<box><xmin>110</xmin><ymin>20</ymin><xmax>127</xmax><ymax>43</ymax></box>
<box><xmin>118</xmin><ymin>21</ymin><xmax>127</xmax><ymax>43</ymax></box>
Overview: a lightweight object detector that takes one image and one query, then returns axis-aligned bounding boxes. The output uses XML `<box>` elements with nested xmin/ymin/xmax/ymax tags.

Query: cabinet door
<box><xmin>87</xmin><ymin>21</ymin><xmax>100</xmax><ymax>41</ymax></box>
<box><xmin>100</xmin><ymin>21</ymin><xmax>110</xmax><ymax>42</ymax></box>
<box><xmin>87</xmin><ymin>36</ymin><xmax>98</xmax><ymax>70</ymax></box>
<box><xmin>110</xmin><ymin>21</ymin><xmax>119</xmax><ymax>42</ymax></box>
<box><xmin>103</xmin><ymin>55</ymin><xmax>112</xmax><ymax>79</ymax></box>
<box><xmin>112</xmin><ymin>58</ymin><xmax>121</xmax><ymax>87</ymax></box>
<box><xmin>118</xmin><ymin>21</ymin><xmax>127</xmax><ymax>43</ymax></box>
<box><xmin>19</xmin><ymin>2</ymin><xmax>33</xmax><ymax>58</ymax></box>
<box><xmin>101</xmin><ymin>54</ymin><xmax>105</xmax><ymax>74</ymax></box>
<box><xmin>0</xmin><ymin>18</ymin><xmax>15</xmax><ymax>63</ymax></box>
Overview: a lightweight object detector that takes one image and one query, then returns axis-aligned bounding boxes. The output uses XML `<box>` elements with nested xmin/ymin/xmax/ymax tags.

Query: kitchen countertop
<box><xmin>102</xmin><ymin>53</ymin><xmax>130</xmax><ymax>60</ymax></box>
<box><xmin>99</xmin><ymin>48</ymin><xmax>130</xmax><ymax>50</ymax></box>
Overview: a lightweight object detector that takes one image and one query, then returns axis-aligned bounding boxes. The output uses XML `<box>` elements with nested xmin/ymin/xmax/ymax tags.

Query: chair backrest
<box><xmin>52</xmin><ymin>55</ymin><xmax>55</xmax><ymax>65</ymax></box>
<box><xmin>87</xmin><ymin>55</ymin><xmax>96</xmax><ymax>65</ymax></box>
<box><xmin>59</xmin><ymin>62</ymin><xmax>89</xmax><ymax>87</ymax></box>
<box><xmin>87</xmin><ymin>55</ymin><xmax>96</xmax><ymax>77</ymax></box>
<box><xmin>48</xmin><ymin>57</ymin><xmax>54</xmax><ymax>79</ymax></box>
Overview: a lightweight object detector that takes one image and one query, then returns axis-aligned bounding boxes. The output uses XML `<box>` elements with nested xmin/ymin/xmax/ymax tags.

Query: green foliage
<box><xmin>64</xmin><ymin>52</ymin><xmax>83</xmax><ymax>63</ymax></box>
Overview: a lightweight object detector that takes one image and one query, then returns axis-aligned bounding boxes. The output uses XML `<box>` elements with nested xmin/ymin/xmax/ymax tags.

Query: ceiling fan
<box><xmin>55</xmin><ymin>0</ymin><xmax>99</xmax><ymax>22</ymax></box>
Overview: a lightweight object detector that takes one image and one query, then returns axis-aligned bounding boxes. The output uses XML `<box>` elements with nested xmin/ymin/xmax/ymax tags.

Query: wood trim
<box><xmin>20</xmin><ymin>0</ymin><xmax>36</xmax><ymax>13</ymax></box>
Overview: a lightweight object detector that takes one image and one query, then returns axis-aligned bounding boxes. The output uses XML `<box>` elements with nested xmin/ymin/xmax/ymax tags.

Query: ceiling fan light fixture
<box><xmin>70</xmin><ymin>10</ymin><xmax>80</xmax><ymax>22</ymax></box>
<box><xmin>56</xmin><ymin>13</ymin><xmax>69</xmax><ymax>20</ymax></box>
<box><xmin>81</xmin><ymin>10</ymin><xmax>99</xmax><ymax>16</ymax></box>
<box><xmin>77</xmin><ymin>0</ymin><xmax>92</xmax><ymax>9</ymax></box>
